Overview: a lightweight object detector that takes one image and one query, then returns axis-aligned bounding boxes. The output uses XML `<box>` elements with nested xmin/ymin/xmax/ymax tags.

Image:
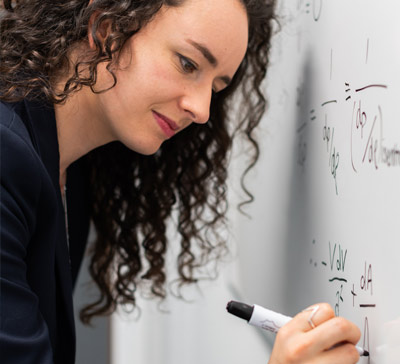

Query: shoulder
<box><xmin>0</xmin><ymin>101</ymin><xmax>34</xmax><ymax>146</ymax></box>
<box><xmin>1</xmin><ymin>101</ymin><xmax>44</xmax><ymax>219</ymax></box>
<box><xmin>1</xmin><ymin>100</ymin><xmax>41</xmax><ymax>172</ymax></box>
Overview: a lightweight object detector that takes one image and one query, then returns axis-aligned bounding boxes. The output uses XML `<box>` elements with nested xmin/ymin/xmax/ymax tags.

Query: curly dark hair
<box><xmin>0</xmin><ymin>0</ymin><xmax>276</xmax><ymax>324</ymax></box>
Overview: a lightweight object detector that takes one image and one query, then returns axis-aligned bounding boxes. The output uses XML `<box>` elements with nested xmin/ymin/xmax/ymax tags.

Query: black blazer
<box><xmin>0</xmin><ymin>100</ymin><xmax>90</xmax><ymax>364</ymax></box>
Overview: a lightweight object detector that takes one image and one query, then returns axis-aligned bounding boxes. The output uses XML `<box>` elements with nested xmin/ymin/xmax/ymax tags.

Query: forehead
<box><xmin>141</xmin><ymin>0</ymin><xmax>249</xmax><ymax>69</ymax></box>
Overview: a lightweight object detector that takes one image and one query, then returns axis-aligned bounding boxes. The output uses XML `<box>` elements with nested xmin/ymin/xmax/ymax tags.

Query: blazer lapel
<box><xmin>24</xmin><ymin>99</ymin><xmax>76</xmax><ymax>362</ymax></box>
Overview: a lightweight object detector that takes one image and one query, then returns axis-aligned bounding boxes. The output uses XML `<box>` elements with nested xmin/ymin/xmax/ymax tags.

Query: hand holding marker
<box><xmin>226</xmin><ymin>300</ymin><xmax>369</xmax><ymax>357</ymax></box>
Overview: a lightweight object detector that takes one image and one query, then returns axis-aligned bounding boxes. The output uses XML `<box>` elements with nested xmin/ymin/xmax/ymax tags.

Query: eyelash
<box><xmin>178</xmin><ymin>54</ymin><xmax>198</xmax><ymax>74</ymax></box>
<box><xmin>177</xmin><ymin>54</ymin><xmax>218</xmax><ymax>93</ymax></box>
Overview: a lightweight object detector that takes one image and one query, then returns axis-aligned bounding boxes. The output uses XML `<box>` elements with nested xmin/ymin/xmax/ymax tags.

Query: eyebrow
<box><xmin>186</xmin><ymin>39</ymin><xmax>232</xmax><ymax>86</ymax></box>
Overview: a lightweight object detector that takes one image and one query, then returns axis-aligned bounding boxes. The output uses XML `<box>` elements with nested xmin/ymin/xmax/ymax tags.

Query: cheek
<box><xmin>145</xmin><ymin>60</ymin><xmax>182</xmax><ymax>97</ymax></box>
<box><xmin>110</xmin><ymin>47</ymin><xmax>184</xmax><ymax>108</ymax></box>
<box><xmin>120</xmin><ymin>60</ymin><xmax>170</xmax><ymax>98</ymax></box>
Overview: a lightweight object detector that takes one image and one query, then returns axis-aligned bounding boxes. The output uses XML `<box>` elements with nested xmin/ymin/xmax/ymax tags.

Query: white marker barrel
<box><xmin>249</xmin><ymin>304</ymin><xmax>292</xmax><ymax>333</ymax></box>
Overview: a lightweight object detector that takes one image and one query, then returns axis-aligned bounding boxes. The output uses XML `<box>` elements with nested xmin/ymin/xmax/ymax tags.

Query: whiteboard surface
<box><xmin>229</xmin><ymin>1</ymin><xmax>400</xmax><ymax>363</ymax></box>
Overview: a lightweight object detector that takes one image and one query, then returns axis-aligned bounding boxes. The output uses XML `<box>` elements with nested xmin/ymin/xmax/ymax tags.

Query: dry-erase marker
<box><xmin>226</xmin><ymin>300</ymin><xmax>369</xmax><ymax>357</ymax></box>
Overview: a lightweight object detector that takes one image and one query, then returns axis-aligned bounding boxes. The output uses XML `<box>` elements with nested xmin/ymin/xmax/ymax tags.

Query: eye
<box><xmin>178</xmin><ymin>54</ymin><xmax>198</xmax><ymax>74</ymax></box>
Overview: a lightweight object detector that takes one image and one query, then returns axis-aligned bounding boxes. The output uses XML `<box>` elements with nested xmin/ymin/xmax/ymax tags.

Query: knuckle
<box><xmin>318</xmin><ymin>302</ymin><xmax>335</xmax><ymax>318</ymax></box>
<box><xmin>331</xmin><ymin>317</ymin><xmax>362</xmax><ymax>343</ymax></box>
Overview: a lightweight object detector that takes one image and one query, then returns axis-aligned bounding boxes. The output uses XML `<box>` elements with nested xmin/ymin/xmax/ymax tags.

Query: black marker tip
<box><xmin>226</xmin><ymin>300</ymin><xmax>254</xmax><ymax>321</ymax></box>
<box><xmin>363</xmin><ymin>350</ymin><xmax>369</xmax><ymax>357</ymax></box>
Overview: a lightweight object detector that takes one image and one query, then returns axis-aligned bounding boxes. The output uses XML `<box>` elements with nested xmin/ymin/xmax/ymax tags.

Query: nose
<box><xmin>179</xmin><ymin>84</ymin><xmax>212</xmax><ymax>124</ymax></box>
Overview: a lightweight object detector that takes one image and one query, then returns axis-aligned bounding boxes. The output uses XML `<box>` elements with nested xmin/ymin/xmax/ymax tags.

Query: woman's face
<box><xmin>91</xmin><ymin>0</ymin><xmax>249</xmax><ymax>155</ymax></box>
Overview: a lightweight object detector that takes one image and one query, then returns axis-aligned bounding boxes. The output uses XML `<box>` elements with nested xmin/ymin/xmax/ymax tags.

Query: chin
<box><xmin>124</xmin><ymin>139</ymin><xmax>162</xmax><ymax>156</ymax></box>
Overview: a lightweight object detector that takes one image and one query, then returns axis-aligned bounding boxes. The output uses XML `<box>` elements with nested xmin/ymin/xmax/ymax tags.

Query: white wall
<box><xmin>74</xmin><ymin>231</ymin><xmax>110</xmax><ymax>364</ymax></box>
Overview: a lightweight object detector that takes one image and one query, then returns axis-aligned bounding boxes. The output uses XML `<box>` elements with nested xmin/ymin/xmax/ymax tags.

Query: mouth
<box><xmin>152</xmin><ymin>111</ymin><xmax>179</xmax><ymax>138</ymax></box>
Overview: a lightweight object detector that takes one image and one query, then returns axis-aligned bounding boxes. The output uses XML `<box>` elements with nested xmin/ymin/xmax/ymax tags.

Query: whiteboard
<box><xmin>228</xmin><ymin>1</ymin><xmax>400</xmax><ymax>363</ymax></box>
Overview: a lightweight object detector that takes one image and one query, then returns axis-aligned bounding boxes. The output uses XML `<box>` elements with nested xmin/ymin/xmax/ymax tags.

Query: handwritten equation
<box><xmin>348</xmin><ymin>84</ymin><xmax>400</xmax><ymax>171</ymax></box>
<box><xmin>295</xmin><ymin>40</ymin><xmax>399</xmax><ymax>196</ymax></box>
<box><xmin>310</xmin><ymin>239</ymin><xmax>374</xmax><ymax>361</ymax></box>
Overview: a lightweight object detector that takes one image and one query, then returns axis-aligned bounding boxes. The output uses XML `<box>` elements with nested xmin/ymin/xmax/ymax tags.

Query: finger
<box><xmin>315</xmin><ymin>342</ymin><xmax>361</xmax><ymax>364</ymax></box>
<box><xmin>307</xmin><ymin>316</ymin><xmax>361</xmax><ymax>354</ymax></box>
<box><xmin>289</xmin><ymin>302</ymin><xmax>335</xmax><ymax>333</ymax></box>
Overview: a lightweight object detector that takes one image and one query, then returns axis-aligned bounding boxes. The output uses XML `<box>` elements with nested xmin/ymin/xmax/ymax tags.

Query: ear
<box><xmin>87</xmin><ymin>12</ymin><xmax>113</xmax><ymax>50</ymax></box>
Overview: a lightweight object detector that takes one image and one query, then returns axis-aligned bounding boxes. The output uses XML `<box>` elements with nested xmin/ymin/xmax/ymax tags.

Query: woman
<box><xmin>0</xmin><ymin>0</ymin><xmax>361</xmax><ymax>363</ymax></box>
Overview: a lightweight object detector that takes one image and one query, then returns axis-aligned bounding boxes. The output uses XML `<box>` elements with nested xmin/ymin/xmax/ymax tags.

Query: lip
<box><xmin>152</xmin><ymin>111</ymin><xmax>179</xmax><ymax>138</ymax></box>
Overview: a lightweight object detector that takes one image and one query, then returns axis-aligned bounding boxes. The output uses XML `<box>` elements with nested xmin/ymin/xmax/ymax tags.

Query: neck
<box><xmin>54</xmin><ymin>87</ymin><xmax>115</xmax><ymax>179</ymax></box>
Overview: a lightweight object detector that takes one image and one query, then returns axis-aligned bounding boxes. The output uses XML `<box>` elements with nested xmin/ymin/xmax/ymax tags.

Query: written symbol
<box><xmin>345</xmin><ymin>82</ymin><xmax>352</xmax><ymax>101</ymax></box>
<box><xmin>362</xmin><ymin>317</ymin><xmax>370</xmax><ymax>362</ymax></box>
<box><xmin>354</xmin><ymin>100</ymin><xmax>368</xmax><ymax>139</ymax></box>
<box><xmin>309</xmin><ymin>258</ymin><xmax>317</xmax><ymax>267</ymax></box>
<box><xmin>299</xmin><ymin>0</ymin><xmax>322</xmax><ymax>21</ymax></box>
<box><xmin>335</xmin><ymin>284</ymin><xmax>344</xmax><ymax>316</ymax></box>
<box><xmin>296</xmin><ymin>109</ymin><xmax>315</xmax><ymax>133</ymax></box>
<box><xmin>351</xmin><ymin>280</ymin><xmax>376</xmax><ymax>308</ymax></box>
<box><xmin>312</xmin><ymin>0</ymin><xmax>323</xmax><ymax>21</ymax></box>
<box><xmin>309</xmin><ymin>239</ymin><xmax>318</xmax><ymax>267</ymax></box>
<box><xmin>362</xmin><ymin>117</ymin><xmax>378</xmax><ymax>169</ymax></box>
<box><xmin>347</xmin><ymin>82</ymin><xmax>387</xmax><ymax>103</ymax></box>
<box><xmin>360</xmin><ymin>262</ymin><xmax>373</xmax><ymax>295</ymax></box>
<box><xmin>350</xmin><ymin>100</ymin><xmax>381</xmax><ymax>172</ymax></box>
<box><xmin>321</xmin><ymin>100</ymin><xmax>338</xmax><ymax>108</ymax></box>
<box><xmin>297</xmin><ymin>0</ymin><xmax>310</xmax><ymax>15</ymax></box>
<box><xmin>356</xmin><ymin>84</ymin><xmax>388</xmax><ymax>93</ymax></box>
<box><xmin>351</xmin><ymin>284</ymin><xmax>357</xmax><ymax>307</ymax></box>
<box><xmin>351</xmin><ymin>101</ymin><xmax>384</xmax><ymax>171</ymax></box>
<box><xmin>361</xmin><ymin>108</ymin><xmax>382</xmax><ymax>170</ymax></box>
<box><xmin>331</xmin><ymin>153</ymin><xmax>339</xmax><ymax>190</ymax></box>
<box><xmin>322</xmin><ymin>115</ymin><xmax>331</xmax><ymax>151</ymax></box>
<box><xmin>330</xmin><ymin>133</ymin><xmax>339</xmax><ymax>196</ymax></box>
<box><xmin>329</xmin><ymin>242</ymin><xmax>347</xmax><ymax>272</ymax></box>
<box><xmin>297</xmin><ymin>123</ymin><xmax>307</xmax><ymax>134</ymax></box>
<box><xmin>322</xmin><ymin>116</ymin><xmax>340</xmax><ymax>195</ymax></box>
